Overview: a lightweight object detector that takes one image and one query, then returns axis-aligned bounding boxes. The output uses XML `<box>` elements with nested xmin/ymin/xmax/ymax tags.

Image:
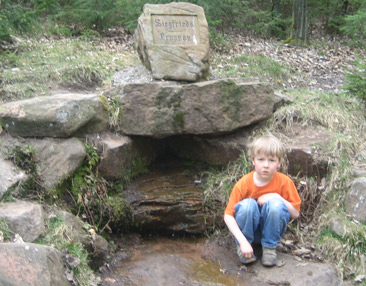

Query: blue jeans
<box><xmin>234</xmin><ymin>198</ymin><xmax>290</xmax><ymax>249</ymax></box>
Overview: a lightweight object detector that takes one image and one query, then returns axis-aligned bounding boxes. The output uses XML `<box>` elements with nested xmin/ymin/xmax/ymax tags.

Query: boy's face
<box><xmin>252</xmin><ymin>152</ymin><xmax>281</xmax><ymax>181</ymax></box>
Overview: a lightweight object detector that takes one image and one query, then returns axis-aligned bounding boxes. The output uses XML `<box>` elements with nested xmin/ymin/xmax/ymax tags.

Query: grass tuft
<box><xmin>37</xmin><ymin>215</ymin><xmax>98</xmax><ymax>286</ymax></box>
<box><xmin>210</xmin><ymin>52</ymin><xmax>292</xmax><ymax>87</ymax></box>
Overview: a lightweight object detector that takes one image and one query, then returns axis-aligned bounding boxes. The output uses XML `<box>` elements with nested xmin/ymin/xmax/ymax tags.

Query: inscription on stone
<box><xmin>135</xmin><ymin>2</ymin><xmax>209</xmax><ymax>81</ymax></box>
<box><xmin>151</xmin><ymin>14</ymin><xmax>200</xmax><ymax>46</ymax></box>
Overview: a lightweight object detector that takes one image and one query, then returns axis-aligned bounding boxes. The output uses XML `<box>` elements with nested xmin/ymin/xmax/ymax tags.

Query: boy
<box><xmin>224</xmin><ymin>135</ymin><xmax>301</xmax><ymax>266</ymax></box>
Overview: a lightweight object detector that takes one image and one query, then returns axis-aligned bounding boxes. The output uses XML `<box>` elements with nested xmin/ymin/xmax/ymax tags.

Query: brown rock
<box><xmin>0</xmin><ymin>243</ymin><xmax>70</xmax><ymax>286</ymax></box>
<box><xmin>111</xmin><ymin>78</ymin><xmax>274</xmax><ymax>138</ymax></box>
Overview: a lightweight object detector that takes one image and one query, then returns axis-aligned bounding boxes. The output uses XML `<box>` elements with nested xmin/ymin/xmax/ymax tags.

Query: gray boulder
<box><xmin>0</xmin><ymin>93</ymin><xmax>108</xmax><ymax>138</ymax></box>
<box><xmin>135</xmin><ymin>2</ymin><xmax>210</xmax><ymax>81</ymax></box>
<box><xmin>0</xmin><ymin>243</ymin><xmax>71</xmax><ymax>286</ymax></box>
<box><xmin>0</xmin><ymin>201</ymin><xmax>44</xmax><ymax>242</ymax></box>
<box><xmin>31</xmin><ymin>138</ymin><xmax>86</xmax><ymax>190</ymax></box>
<box><xmin>0</xmin><ymin>157</ymin><xmax>27</xmax><ymax>200</ymax></box>
<box><xmin>111</xmin><ymin>77</ymin><xmax>274</xmax><ymax>138</ymax></box>
<box><xmin>344</xmin><ymin>177</ymin><xmax>366</xmax><ymax>223</ymax></box>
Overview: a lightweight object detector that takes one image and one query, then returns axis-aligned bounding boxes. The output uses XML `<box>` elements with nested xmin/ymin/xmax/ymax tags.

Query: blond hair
<box><xmin>248</xmin><ymin>135</ymin><xmax>285</xmax><ymax>160</ymax></box>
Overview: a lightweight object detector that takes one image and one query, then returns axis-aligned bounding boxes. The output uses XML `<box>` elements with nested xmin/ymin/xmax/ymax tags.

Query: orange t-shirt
<box><xmin>224</xmin><ymin>171</ymin><xmax>301</xmax><ymax>217</ymax></box>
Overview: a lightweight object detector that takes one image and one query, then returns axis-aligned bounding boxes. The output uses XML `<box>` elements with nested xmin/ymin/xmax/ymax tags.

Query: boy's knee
<box><xmin>234</xmin><ymin>198</ymin><xmax>257</xmax><ymax>214</ymax></box>
<box><xmin>265</xmin><ymin>198</ymin><xmax>289</xmax><ymax>218</ymax></box>
<box><xmin>267</xmin><ymin>198</ymin><xmax>285</xmax><ymax>209</ymax></box>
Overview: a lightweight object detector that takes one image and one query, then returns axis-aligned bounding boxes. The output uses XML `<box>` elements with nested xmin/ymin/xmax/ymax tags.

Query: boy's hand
<box><xmin>257</xmin><ymin>193</ymin><xmax>281</xmax><ymax>206</ymax></box>
<box><xmin>239</xmin><ymin>241</ymin><xmax>254</xmax><ymax>258</ymax></box>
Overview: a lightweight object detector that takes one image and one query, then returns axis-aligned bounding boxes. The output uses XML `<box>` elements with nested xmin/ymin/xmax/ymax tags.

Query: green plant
<box><xmin>56</xmin><ymin>0</ymin><xmax>120</xmax><ymax>31</ymax></box>
<box><xmin>102</xmin><ymin>95</ymin><xmax>121</xmax><ymax>130</ymax></box>
<box><xmin>38</xmin><ymin>215</ymin><xmax>97</xmax><ymax>286</ymax></box>
<box><xmin>32</xmin><ymin>0</ymin><xmax>61</xmax><ymax>15</ymax></box>
<box><xmin>209</xmin><ymin>31</ymin><xmax>230</xmax><ymax>52</ymax></box>
<box><xmin>343</xmin><ymin>58</ymin><xmax>366</xmax><ymax>101</ymax></box>
<box><xmin>0</xmin><ymin>0</ymin><xmax>38</xmax><ymax>42</ymax></box>
<box><xmin>0</xmin><ymin>218</ymin><xmax>12</xmax><ymax>240</ymax></box>
<box><xmin>55</xmin><ymin>143</ymin><xmax>139</xmax><ymax>234</ymax></box>
<box><xmin>341</xmin><ymin>8</ymin><xmax>366</xmax><ymax>46</ymax></box>
<box><xmin>123</xmin><ymin>157</ymin><xmax>149</xmax><ymax>184</ymax></box>
<box><xmin>105</xmin><ymin>195</ymin><xmax>133</xmax><ymax>233</ymax></box>
<box><xmin>55</xmin><ymin>144</ymin><xmax>108</xmax><ymax>231</ymax></box>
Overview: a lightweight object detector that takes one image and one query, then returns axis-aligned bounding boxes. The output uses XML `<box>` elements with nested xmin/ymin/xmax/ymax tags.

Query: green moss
<box><xmin>282</xmin><ymin>36</ymin><xmax>295</xmax><ymax>44</ymax></box>
<box><xmin>123</xmin><ymin>156</ymin><xmax>149</xmax><ymax>183</ymax></box>
<box><xmin>220</xmin><ymin>81</ymin><xmax>242</xmax><ymax>122</ymax></box>
<box><xmin>105</xmin><ymin>196</ymin><xmax>133</xmax><ymax>233</ymax></box>
<box><xmin>174</xmin><ymin>112</ymin><xmax>185</xmax><ymax>129</ymax></box>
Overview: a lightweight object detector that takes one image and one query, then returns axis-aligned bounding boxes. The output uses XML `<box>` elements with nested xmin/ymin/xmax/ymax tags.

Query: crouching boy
<box><xmin>224</xmin><ymin>135</ymin><xmax>301</xmax><ymax>266</ymax></box>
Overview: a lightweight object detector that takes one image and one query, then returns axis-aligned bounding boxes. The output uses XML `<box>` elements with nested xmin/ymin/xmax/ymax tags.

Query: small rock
<box><xmin>13</xmin><ymin>233</ymin><xmax>24</xmax><ymax>243</ymax></box>
<box><xmin>294</xmin><ymin>247</ymin><xmax>311</xmax><ymax>256</ymax></box>
<box><xmin>355</xmin><ymin>275</ymin><xmax>365</xmax><ymax>283</ymax></box>
<box><xmin>66</xmin><ymin>254</ymin><xmax>81</xmax><ymax>268</ymax></box>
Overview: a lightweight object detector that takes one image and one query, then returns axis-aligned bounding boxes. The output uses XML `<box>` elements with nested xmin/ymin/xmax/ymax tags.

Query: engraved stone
<box><xmin>135</xmin><ymin>2</ymin><xmax>210</xmax><ymax>81</ymax></box>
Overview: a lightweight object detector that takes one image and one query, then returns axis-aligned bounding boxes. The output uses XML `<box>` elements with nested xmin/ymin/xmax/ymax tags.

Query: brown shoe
<box><xmin>237</xmin><ymin>245</ymin><xmax>256</xmax><ymax>264</ymax></box>
<box><xmin>261</xmin><ymin>247</ymin><xmax>277</xmax><ymax>266</ymax></box>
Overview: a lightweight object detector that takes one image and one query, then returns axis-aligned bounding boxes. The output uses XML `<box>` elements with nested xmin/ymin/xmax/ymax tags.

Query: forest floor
<box><xmin>210</xmin><ymin>33</ymin><xmax>362</xmax><ymax>92</ymax></box>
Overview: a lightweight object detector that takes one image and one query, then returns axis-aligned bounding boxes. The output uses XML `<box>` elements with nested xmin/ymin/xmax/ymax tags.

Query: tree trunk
<box><xmin>292</xmin><ymin>0</ymin><xmax>308</xmax><ymax>42</ymax></box>
<box><xmin>272</xmin><ymin>0</ymin><xmax>282</xmax><ymax>15</ymax></box>
<box><xmin>341</xmin><ymin>0</ymin><xmax>349</xmax><ymax>15</ymax></box>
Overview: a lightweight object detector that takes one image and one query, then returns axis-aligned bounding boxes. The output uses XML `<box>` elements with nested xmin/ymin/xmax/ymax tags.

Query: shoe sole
<box><xmin>261</xmin><ymin>260</ymin><xmax>276</xmax><ymax>267</ymax></box>
<box><xmin>242</xmin><ymin>257</ymin><xmax>257</xmax><ymax>264</ymax></box>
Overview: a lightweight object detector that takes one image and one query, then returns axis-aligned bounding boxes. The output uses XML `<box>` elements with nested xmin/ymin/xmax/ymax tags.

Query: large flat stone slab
<box><xmin>0</xmin><ymin>93</ymin><xmax>108</xmax><ymax>138</ymax></box>
<box><xmin>111</xmin><ymin>77</ymin><xmax>274</xmax><ymax>138</ymax></box>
